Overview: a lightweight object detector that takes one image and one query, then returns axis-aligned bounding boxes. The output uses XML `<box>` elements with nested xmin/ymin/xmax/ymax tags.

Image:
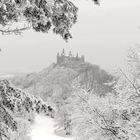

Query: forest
<box><xmin>1</xmin><ymin>47</ymin><xmax>140</xmax><ymax>140</ymax></box>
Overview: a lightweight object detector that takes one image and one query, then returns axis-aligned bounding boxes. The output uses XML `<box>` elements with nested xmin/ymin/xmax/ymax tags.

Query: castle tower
<box><xmin>60</xmin><ymin>48</ymin><xmax>66</xmax><ymax>64</ymax></box>
<box><xmin>76</xmin><ymin>53</ymin><xmax>79</xmax><ymax>58</ymax></box>
<box><xmin>69</xmin><ymin>51</ymin><xmax>72</xmax><ymax>57</ymax></box>
<box><xmin>57</xmin><ymin>53</ymin><xmax>60</xmax><ymax>64</ymax></box>
<box><xmin>62</xmin><ymin>48</ymin><xmax>65</xmax><ymax>56</ymax></box>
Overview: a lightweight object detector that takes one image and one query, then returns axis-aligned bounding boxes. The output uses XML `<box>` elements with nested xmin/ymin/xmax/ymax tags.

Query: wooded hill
<box><xmin>10</xmin><ymin>60</ymin><xmax>117</xmax><ymax>103</ymax></box>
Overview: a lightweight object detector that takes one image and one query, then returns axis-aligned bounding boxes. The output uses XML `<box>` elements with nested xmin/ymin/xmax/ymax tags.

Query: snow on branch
<box><xmin>0</xmin><ymin>26</ymin><xmax>31</xmax><ymax>35</ymax></box>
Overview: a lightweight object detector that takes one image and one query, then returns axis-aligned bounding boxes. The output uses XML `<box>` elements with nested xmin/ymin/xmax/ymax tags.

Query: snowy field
<box><xmin>31</xmin><ymin>115</ymin><xmax>72</xmax><ymax>140</ymax></box>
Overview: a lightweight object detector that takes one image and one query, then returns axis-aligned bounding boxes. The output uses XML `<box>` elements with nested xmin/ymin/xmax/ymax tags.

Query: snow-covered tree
<box><xmin>0</xmin><ymin>79</ymin><xmax>55</xmax><ymax>140</ymax></box>
<box><xmin>62</xmin><ymin>79</ymin><xmax>140</xmax><ymax>140</ymax></box>
<box><xmin>0</xmin><ymin>0</ymin><xmax>99</xmax><ymax>41</ymax></box>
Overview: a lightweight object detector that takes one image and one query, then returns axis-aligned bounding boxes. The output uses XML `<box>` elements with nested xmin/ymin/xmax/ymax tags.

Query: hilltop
<box><xmin>2</xmin><ymin>50</ymin><xmax>117</xmax><ymax>139</ymax></box>
<box><xmin>10</xmin><ymin>49</ymin><xmax>116</xmax><ymax>101</ymax></box>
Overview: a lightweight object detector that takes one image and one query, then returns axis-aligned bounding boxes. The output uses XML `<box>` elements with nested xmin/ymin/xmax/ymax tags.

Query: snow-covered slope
<box><xmin>31</xmin><ymin>115</ymin><xmax>72</xmax><ymax>140</ymax></box>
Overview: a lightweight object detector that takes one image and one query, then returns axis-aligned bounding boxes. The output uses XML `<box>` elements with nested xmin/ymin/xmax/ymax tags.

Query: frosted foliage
<box><xmin>0</xmin><ymin>80</ymin><xmax>54</xmax><ymax>140</ymax></box>
<box><xmin>0</xmin><ymin>0</ymin><xmax>99</xmax><ymax>40</ymax></box>
<box><xmin>68</xmin><ymin>85</ymin><xmax>140</xmax><ymax>140</ymax></box>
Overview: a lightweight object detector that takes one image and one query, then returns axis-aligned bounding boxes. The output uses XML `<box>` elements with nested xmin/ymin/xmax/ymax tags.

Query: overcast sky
<box><xmin>0</xmin><ymin>0</ymin><xmax>140</xmax><ymax>74</ymax></box>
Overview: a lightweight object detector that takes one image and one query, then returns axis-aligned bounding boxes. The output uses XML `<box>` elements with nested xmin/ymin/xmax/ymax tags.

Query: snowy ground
<box><xmin>31</xmin><ymin>115</ymin><xmax>72</xmax><ymax>140</ymax></box>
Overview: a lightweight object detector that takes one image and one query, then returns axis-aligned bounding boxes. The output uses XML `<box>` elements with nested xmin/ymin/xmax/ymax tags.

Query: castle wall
<box><xmin>57</xmin><ymin>50</ymin><xmax>85</xmax><ymax>66</ymax></box>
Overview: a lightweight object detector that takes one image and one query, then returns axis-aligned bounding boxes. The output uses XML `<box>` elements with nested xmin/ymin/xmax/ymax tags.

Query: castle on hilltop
<box><xmin>57</xmin><ymin>49</ymin><xmax>85</xmax><ymax>66</ymax></box>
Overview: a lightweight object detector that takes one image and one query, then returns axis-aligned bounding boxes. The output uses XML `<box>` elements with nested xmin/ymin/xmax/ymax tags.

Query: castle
<box><xmin>57</xmin><ymin>49</ymin><xmax>85</xmax><ymax>66</ymax></box>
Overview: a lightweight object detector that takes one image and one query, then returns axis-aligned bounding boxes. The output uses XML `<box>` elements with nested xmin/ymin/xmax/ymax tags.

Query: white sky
<box><xmin>0</xmin><ymin>0</ymin><xmax>140</xmax><ymax>74</ymax></box>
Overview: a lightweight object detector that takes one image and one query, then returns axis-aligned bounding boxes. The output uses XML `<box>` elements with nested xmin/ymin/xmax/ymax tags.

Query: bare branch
<box><xmin>0</xmin><ymin>131</ymin><xmax>10</xmax><ymax>140</ymax></box>
<box><xmin>77</xmin><ymin>92</ymin><xmax>121</xmax><ymax>139</ymax></box>
<box><xmin>0</xmin><ymin>26</ymin><xmax>31</xmax><ymax>35</ymax></box>
<box><xmin>119</xmin><ymin>69</ymin><xmax>140</xmax><ymax>97</ymax></box>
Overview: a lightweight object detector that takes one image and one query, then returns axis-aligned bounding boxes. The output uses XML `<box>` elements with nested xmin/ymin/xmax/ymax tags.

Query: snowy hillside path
<box><xmin>31</xmin><ymin>115</ymin><xmax>72</xmax><ymax>140</ymax></box>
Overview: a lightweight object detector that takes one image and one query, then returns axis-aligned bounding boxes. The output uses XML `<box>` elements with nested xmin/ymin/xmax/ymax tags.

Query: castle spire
<box><xmin>62</xmin><ymin>48</ymin><xmax>65</xmax><ymax>55</ymax></box>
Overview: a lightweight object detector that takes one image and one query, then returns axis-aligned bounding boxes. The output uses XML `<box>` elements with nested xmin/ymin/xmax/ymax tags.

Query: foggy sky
<box><xmin>0</xmin><ymin>0</ymin><xmax>140</xmax><ymax>74</ymax></box>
